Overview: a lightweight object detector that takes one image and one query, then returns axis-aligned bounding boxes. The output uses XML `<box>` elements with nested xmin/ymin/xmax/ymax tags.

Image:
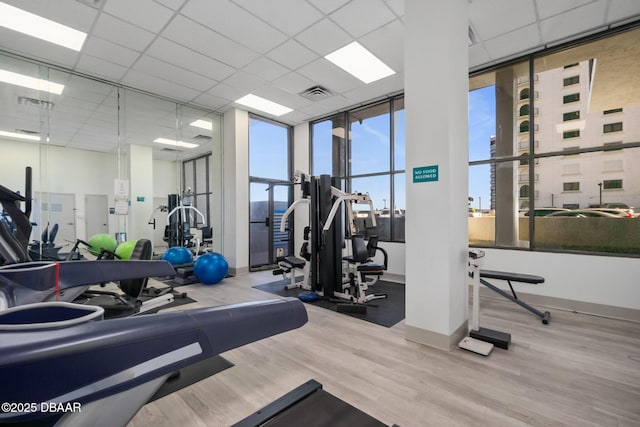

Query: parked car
<box><xmin>522</xmin><ymin>207</ymin><xmax>570</xmax><ymax>217</ymax></box>
<box><xmin>468</xmin><ymin>208</ymin><xmax>482</xmax><ymax>218</ymax></box>
<box><xmin>583</xmin><ymin>208</ymin><xmax>634</xmax><ymax>218</ymax></box>
<box><xmin>546</xmin><ymin>209</ymin><xmax>623</xmax><ymax>218</ymax></box>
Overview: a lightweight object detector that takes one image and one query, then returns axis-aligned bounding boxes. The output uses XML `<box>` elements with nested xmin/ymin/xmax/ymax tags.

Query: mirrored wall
<box><xmin>0</xmin><ymin>51</ymin><xmax>223</xmax><ymax>259</ymax></box>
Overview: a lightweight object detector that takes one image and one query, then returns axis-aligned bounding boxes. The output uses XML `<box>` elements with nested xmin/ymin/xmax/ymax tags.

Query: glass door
<box><xmin>249</xmin><ymin>180</ymin><xmax>291</xmax><ymax>270</ymax></box>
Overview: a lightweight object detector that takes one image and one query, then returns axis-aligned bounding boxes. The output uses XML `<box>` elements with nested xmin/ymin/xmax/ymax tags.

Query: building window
<box><xmin>603</xmin><ymin>108</ymin><xmax>623</xmax><ymax>115</ymax></box>
<box><xmin>564</xmin><ymin>63</ymin><xmax>579</xmax><ymax>69</ymax></box>
<box><xmin>519</xmin><ymin>185</ymin><xmax>529</xmax><ymax>198</ymax></box>
<box><xmin>519</xmin><ymin>120</ymin><xmax>529</xmax><ymax>133</ymax></box>
<box><xmin>563</xmin><ymin>111</ymin><xmax>580</xmax><ymax>121</ymax></box>
<box><xmin>563</xmin><ymin>75</ymin><xmax>580</xmax><ymax>86</ymax></box>
<box><xmin>563</xmin><ymin>182</ymin><xmax>580</xmax><ymax>191</ymax></box>
<box><xmin>310</xmin><ymin>96</ymin><xmax>405</xmax><ymax>242</ymax></box>
<box><xmin>563</xmin><ymin>93</ymin><xmax>580</xmax><ymax>103</ymax></box>
<box><xmin>519</xmin><ymin>88</ymin><xmax>529</xmax><ymax>100</ymax></box>
<box><xmin>519</xmin><ymin>104</ymin><xmax>529</xmax><ymax>116</ymax></box>
<box><xmin>603</xmin><ymin>179</ymin><xmax>622</xmax><ymax>190</ymax></box>
<box><xmin>603</xmin><ymin>122</ymin><xmax>623</xmax><ymax>133</ymax></box>
<box><xmin>563</xmin><ymin>130</ymin><xmax>580</xmax><ymax>139</ymax></box>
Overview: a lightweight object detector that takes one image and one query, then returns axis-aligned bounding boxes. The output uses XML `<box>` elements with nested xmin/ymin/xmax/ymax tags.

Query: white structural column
<box><xmin>292</xmin><ymin>122</ymin><xmax>310</xmax><ymax>253</ymax></box>
<box><xmin>223</xmin><ymin>108</ymin><xmax>250</xmax><ymax>274</ymax></box>
<box><xmin>127</xmin><ymin>144</ymin><xmax>154</xmax><ymax>242</ymax></box>
<box><xmin>404</xmin><ymin>0</ymin><xmax>470</xmax><ymax>350</ymax></box>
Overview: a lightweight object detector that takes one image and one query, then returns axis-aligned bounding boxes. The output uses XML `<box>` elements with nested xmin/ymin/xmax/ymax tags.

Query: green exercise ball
<box><xmin>87</xmin><ymin>233</ymin><xmax>118</xmax><ymax>257</ymax></box>
<box><xmin>115</xmin><ymin>239</ymin><xmax>138</xmax><ymax>260</ymax></box>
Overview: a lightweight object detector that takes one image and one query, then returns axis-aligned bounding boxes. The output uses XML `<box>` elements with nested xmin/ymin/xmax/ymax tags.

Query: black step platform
<box><xmin>470</xmin><ymin>327</ymin><xmax>511</xmax><ymax>350</ymax></box>
<box><xmin>233</xmin><ymin>379</ymin><xmax>391</xmax><ymax>427</ymax></box>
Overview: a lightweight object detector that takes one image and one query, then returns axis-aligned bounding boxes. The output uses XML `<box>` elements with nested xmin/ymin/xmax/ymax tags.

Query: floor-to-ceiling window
<box><xmin>310</xmin><ymin>95</ymin><xmax>405</xmax><ymax>242</ymax></box>
<box><xmin>468</xmin><ymin>26</ymin><xmax>640</xmax><ymax>255</ymax></box>
<box><xmin>248</xmin><ymin>115</ymin><xmax>292</xmax><ymax>269</ymax></box>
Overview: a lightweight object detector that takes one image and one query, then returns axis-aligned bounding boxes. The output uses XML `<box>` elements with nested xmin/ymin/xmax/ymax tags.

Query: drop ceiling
<box><xmin>0</xmin><ymin>0</ymin><xmax>639</xmax><ymax>159</ymax></box>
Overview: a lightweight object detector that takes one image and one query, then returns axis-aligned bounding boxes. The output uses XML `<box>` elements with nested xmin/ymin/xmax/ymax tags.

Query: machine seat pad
<box><xmin>283</xmin><ymin>256</ymin><xmax>306</xmax><ymax>269</ymax></box>
<box><xmin>357</xmin><ymin>263</ymin><xmax>385</xmax><ymax>273</ymax></box>
<box><xmin>480</xmin><ymin>269</ymin><xmax>544</xmax><ymax>284</ymax></box>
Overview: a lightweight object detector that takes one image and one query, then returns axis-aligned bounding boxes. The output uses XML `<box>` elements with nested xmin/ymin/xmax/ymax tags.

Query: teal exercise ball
<box><xmin>162</xmin><ymin>246</ymin><xmax>193</xmax><ymax>265</ymax></box>
<box><xmin>87</xmin><ymin>233</ymin><xmax>118</xmax><ymax>256</ymax></box>
<box><xmin>115</xmin><ymin>239</ymin><xmax>138</xmax><ymax>260</ymax></box>
<box><xmin>193</xmin><ymin>252</ymin><xmax>228</xmax><ymax>285</ymax></box>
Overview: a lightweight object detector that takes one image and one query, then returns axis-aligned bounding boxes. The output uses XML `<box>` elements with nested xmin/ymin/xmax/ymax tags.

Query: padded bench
<box><xmin>480</xmin><ymin>269</ymin><xmax>550</xmax><ymax>324</ymax></box>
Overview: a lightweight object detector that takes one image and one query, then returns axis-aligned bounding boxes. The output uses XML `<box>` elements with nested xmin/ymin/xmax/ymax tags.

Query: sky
<box><xmin>468</xmin><ymin>85</ymin><xmax>496</xmax><ymax>211</ymax></box>
<box><xmin>250</xmin><ymin>87</ymin><xmax>496</xmax><ymax>212</ymax></box>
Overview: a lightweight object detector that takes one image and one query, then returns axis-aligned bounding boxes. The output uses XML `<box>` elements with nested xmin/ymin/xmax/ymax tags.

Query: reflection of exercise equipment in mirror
<box><xmin>275</xmin><ymin>173</ymin><xmax>388</xmax><ymax>311</ymax></box>
<box><xmin>150</xmin><ymin>189</ymin><xmax>220</xmax><ymax>285</ymax></box>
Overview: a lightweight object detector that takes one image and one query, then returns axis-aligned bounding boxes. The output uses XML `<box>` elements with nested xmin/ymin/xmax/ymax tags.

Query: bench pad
<box><xmin>480</xmin><ymin>269</ymin><xmax>544</xmax><ymax>284</ymax></box>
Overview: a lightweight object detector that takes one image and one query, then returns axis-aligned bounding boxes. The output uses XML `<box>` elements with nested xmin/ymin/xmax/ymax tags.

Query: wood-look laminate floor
<box><xmin>130</xmin><ymin>271</ymin><xmax>640</xmax><ymax>427</ymax></box>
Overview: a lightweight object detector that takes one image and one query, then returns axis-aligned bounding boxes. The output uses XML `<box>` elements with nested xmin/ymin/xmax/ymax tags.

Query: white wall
<box><xmin>482</xmin><ymin>248</ymin><xmax>640</xmax><ymax>312</ymax></box>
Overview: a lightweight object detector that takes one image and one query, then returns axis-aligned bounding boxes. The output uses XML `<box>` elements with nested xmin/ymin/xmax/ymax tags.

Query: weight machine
<box><xmin>277</xmin><ymin>173</ymin><xmax>387</xmax><ymax>305</ymax></box>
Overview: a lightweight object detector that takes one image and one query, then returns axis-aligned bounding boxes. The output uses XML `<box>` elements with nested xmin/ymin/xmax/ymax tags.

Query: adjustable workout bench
<box><xmin>479</xmin><ymin>270</ymin><xmax>551</xmax><ymax>324</ymax></box>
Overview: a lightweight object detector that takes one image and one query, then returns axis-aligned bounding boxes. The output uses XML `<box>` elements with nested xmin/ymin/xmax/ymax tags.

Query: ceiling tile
<box><xmin>296</xmin><ymin>58</ymin><xmax>362</xmax><ymax>94</ymax></box>
<box><xmin>470</xmin><ymin>0</ymin><xmax>537</xmax><ymax>40</ymax></box>
<box><xmin>192</xmin><ymin>92</ymin><xmax>231</xmax><ymax>111</ymax></box>
<box><xmin>82</xmin><ymin>36</ymin><xmax>140</xmax><ymax>68</ymax></box>
<box><xmin>282</xmin><ymin>110</ymin><xmax>312</xmax><ymax>124</ymax></box>
<box><xmin>133</xmin><ymin>55</ymin><xmax>217</xmax><ymax>92</ymax></box>
<box><xmin>232</xmin><ymin>0</ymin><xmax>324</xmax><ymax>36</ymax></box>
<box><xmin>305</xmin><ymin>0</ymin><xmax>350</xmax><ymax>15</ymax></box>
<box><xmin>242</xmin><ymin>57</ymin><xmax>290</xmax><ymax>82</ymax></box>
<box><xmin>181</xmin><ymin>0</ymin><xmax>288</xmax><ymax>53</ymax></box>
<box><xmin>162</xmin><ymin>15</ymin><xmax>259</xmax><ymax>68</ymax></box>
<box><xmin>122</xmin><ymin>70</ymin><xmax>201</xmax><ymax>102</ymax></box>
<box><xmin>468</xmin><ymin>44</ymin><xmax>492</xmax><ymax>70</ymax></box>
<box><xmin>266</xmin><ymin>39</ymin><xmax>319</xmax><ymax>70</ymax></box>
<box><xmin>153</xmin><ymin>0</ymin><xmax>187</xmax><ymax>10</ymax></box>
<box><xmin>329</xmin><ymin>0</ymin><xmax>396</xmax><ymax>38</ymax></box>
<box><xmin>92</xmin><ymin>13</ymin><xmax>156</xmax><ymax>52</ymax></box>
<box><xmin>0</xmin><ymin>28</ymin><xmax>80</xmax><ymax>69</ymax></box>
<box><xmin>103</xmin><ymin>0</ymin><xmax>175</xmax><ymax>33</ymax></box>
<box><xmin>483</xmin><ymin>23</ymin><xmax>542</xmax><ymax>63</ymax></box>
<box><xmin>75</xmin><ymin>54</ymin><xmax>129</xmax><ymax>82</ymax></box>
<box><xmin>534</xmin><ymin>0</ymin><xmax>596</xmax><ymax>20</ymax></box>
<box><xmin>383</xmin><ymin>0</ymin><xmax>404</xmax><ymax>17</ymax></box>
<box><xmin>205</xmin><ymin>82</ymin><xmax>247</xmax><ymax>103</ymax></box>
<box><xmin>342</xmin><ymin>72</ymin><xmax>403</xmax><ymax>103</ymax></box>
<box><xmin>295</xmin><ymin>18</ymin><xmax>352</xmax><ymax>56</ymax></box>
<box><xmin>606</xmin><ymin>0</ymin><xmax>640</xmax><ymax>22</ymax></box>
<box><xmin>359</xmin><ymin>19</ymin><xmax>404</xmax><ymax>73</ymax></box>
<box><xmin>539</xmin><ymin>1</ymin><xmax>609</xmax><ymax>45</ymax></box>
<box><xmin>272</xmin><ymin>72</ymin><xmax>317</xmax><ymax>95</ymax></box>
<box><xmin>252</xmin><ymin>85</ymin><xmax>313</xmax><ymax>110</ymax></box>
<box><xmin>298</xmin><ymin>93</ymin><xmax>351</xmax><ymax>118</ymax></box>
<box><xmin>146</xmin><ymin>37</ymin><xmax>236</xmax><ymax>82</ymax></box>
<box><xmin>2</xmin><ymin>0</ymin><xmax>98</xmax><ymax>32</ymax></box>
<box><xmin>221</xmin><ymin>70</ymin><xmax>267</xmax><ymax>93</ymax></box>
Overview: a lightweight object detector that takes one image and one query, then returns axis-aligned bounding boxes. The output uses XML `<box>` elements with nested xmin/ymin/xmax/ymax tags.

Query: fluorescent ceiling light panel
<box><xmin>154</xmin><ymin>137</ymin><xmax>198</xmax><ymax>149</ymax></box>
<box><xmin>0</xmin><ymin>69</ymin><xmax>64</xmax><ymax>94</ymax></box>
<box><xmin>235</xmin><ymin>94</ymin><xmax>293</xmax><ymax>116</ymax></box>
<box><xmin>0</xmin><ymin>130</ymin><xmax>41</xmax><ymax>141</ymax></box>
<box><xmin>0</xmin><ymin>2</ymin><xmax>87</xmax><ymax>51</ymax></box>
<box><xmin>190</xmin><ymin>119</ymin><xmax>212</xmax><ymax>131</ymax></box>
<box><xmin>325</xmin><ymin>41</ymin><xmax>395</xmax><ymax>84</ymax></box>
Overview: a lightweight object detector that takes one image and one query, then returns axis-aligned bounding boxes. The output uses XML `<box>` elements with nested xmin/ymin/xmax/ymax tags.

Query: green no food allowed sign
<box><xmin>413</xmin><ymin>165</ymin><xmax>438</xmax><ymax>183</ymax></box>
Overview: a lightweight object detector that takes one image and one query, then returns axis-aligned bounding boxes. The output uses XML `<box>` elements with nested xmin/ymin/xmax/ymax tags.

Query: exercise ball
<box><xmin>193</xmin><ymin>252</ymin><xmax>228</xmax><ymax>285</ymax></box>
<box><xmin>87</xmin><ymin>233</ymin><xmax>118</xmax><ymax>256</ymax></box>
<box><xmin>162</xmin><ymin>246</ymin><xmax>193</xmax><ymax>265</ymax></box>
<box><xmin>115</xmin><ymin>239</ymin><xmax>137</xmax><ymax>260</ymax></box>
